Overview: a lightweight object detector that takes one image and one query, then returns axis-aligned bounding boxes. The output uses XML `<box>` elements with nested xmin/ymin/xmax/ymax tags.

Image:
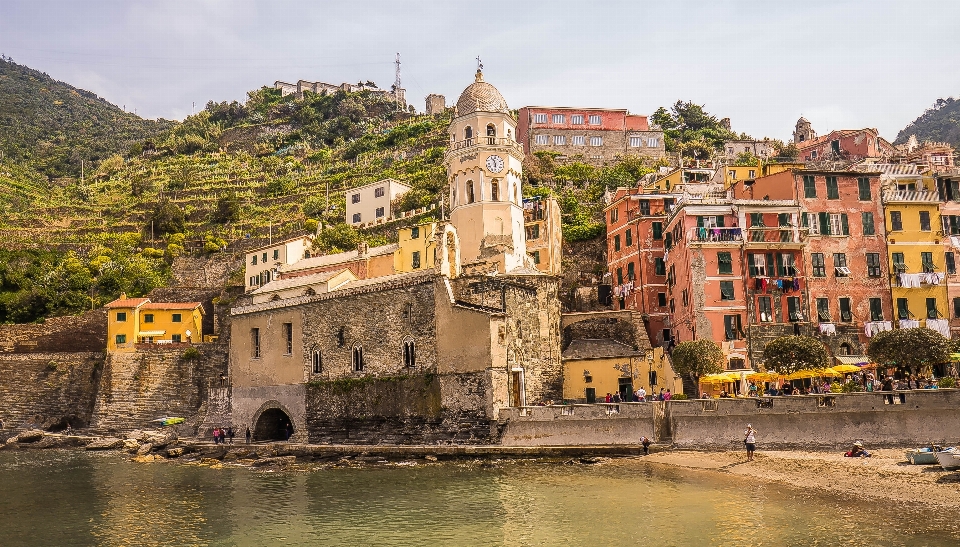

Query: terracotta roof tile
<box><xmin>105</xmin><ymin>297</ymin><xmax>150</xmax><ymax>309</ymax></box>
<box><xmin>140</xmin><ymin>302</ymin><xmax>203</xmax><ymax>310</ymax></box>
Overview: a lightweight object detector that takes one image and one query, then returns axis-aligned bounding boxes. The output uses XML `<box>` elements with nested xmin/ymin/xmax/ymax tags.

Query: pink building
<box><xmin>517</xmin><ymin>107</ymin><xmax>665</xmax><ymax>164</ymax></box>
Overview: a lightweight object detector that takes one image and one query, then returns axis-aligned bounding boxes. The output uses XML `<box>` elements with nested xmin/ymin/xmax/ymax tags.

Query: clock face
<box><xmin>486</xmin><ymin>155</ymin><xmax>505</xmax><ymax>173</ymax></box>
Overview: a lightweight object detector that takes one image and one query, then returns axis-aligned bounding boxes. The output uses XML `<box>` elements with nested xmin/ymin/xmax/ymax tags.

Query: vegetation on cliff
<box><xmin>894</xmin><ymin>97</ymin><xmax>960</xmax><ymax>147</ymax></box>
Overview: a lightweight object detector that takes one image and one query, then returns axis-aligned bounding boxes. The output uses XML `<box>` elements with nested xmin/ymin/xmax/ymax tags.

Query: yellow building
<box><xmin>644</xmin><ymin>167</ymin><xmax>715</xmax><ymax>194</ymax></box>
<box><xmin>883</xmin><ymin>184</ymin><xmax>950</xmax><ymax>332</ymax></box>
<box><xmin>723</xmin><ymin>161</ymin><xmax>805</xmax><ymax>188</ymax></box>
<box><xmin>561</xmin><ymin>340</ymin><xmax>681</xmax><ymax>402</ymax></box>
<box><xmin>106</xmin><ymin>294</ymin><xmax>204</xmax><ymax>352</ymax></box>
<box><xmin>394</xmin><ymin>222</ymin><xmax>440</xmax><ymax>273</ymax></box>
<box><xmin>523</xmin><ymin>196</ymin><xmax>562</xmax><ymax>275</ymax></box>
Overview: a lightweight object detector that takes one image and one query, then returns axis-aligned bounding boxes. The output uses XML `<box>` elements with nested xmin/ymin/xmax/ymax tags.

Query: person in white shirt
<box><xmin>744</xmin><ymin>424</ymin><xmax>757</xmax><ymax>461</ymax></box>
<box><xmin>635</xmin><ymin>387</ymin><xmax>646</xmax><ymax>402</ymax></box>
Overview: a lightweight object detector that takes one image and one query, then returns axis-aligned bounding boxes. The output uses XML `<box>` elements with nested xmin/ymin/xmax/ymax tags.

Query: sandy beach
<box><xmin>635</xmin><ymin>448</ymin><xmax>960</xmax><ymax>510</ymax></box>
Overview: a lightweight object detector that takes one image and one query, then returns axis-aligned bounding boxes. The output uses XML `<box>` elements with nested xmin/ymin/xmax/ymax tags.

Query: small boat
<box><xmin>904</xmin><ymin>448</ymin><xmax>939</xmax><ymax>465</ymax></box>
<box><xmin>935</xmin><ymin>448</ymin><xmax>960</xmax><ymax>470</ymax></box>
<box><xmin>152</xmin><ymin>417</ymin><xmax>185</xmax><ymax>427</ymax></box>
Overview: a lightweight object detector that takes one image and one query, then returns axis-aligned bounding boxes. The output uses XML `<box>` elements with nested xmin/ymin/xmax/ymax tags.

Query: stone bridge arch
<box><xmin>252</xmin><ymin>399</ymin><xmax>300</xmax><ymax>442</ymax></box>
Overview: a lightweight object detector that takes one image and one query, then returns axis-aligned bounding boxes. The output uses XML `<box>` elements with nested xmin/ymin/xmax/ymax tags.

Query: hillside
<box><xmin>0</xmin><ymin>57</ymin><xmax>173</xmax><ymax>183</ymax></box>
<box><xmin>0</xmin><ymin>64</ymin><xmax>664</xmax><ymax>324</ymax></box>
<box><xmin>895</xmin><ymin>97</ymin><xmax>960</xmax><ymax>147</ymax></box>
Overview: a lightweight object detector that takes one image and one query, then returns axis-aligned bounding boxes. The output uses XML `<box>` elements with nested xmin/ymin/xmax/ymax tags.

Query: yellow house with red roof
<box><xmin>105</xmin><ymin>294</ymin><xmax>204</xmax><ymax>352</ymax></box>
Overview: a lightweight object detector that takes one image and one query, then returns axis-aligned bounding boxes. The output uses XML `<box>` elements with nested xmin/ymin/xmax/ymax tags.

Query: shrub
<box><xmin>141</xmin><ymin>247</ymin><xmax>164</xmax><ymax>259</ymax></box>
<box><xmin>939</xmin><ymin>377</ymin><xmax>956</xmax><ymax>388</ymax></box>
<box><xmin>303</xmin><ymin>219</ymin><xmax>319</xmax><ymax>233</ymax></box>
<box><xmin>563</xmin><ymin>222</ymin><xmax>605</xmax><ymax>242</ymax></box>
<box><xmin>181</xmin><ymin>347</ymin><xmax>201</xmax><ymax>361</ymax></box>
<box><xmin>671</xmin><ymin>393</ymin><xmax>688</xmax><ymax>400</ymax></box>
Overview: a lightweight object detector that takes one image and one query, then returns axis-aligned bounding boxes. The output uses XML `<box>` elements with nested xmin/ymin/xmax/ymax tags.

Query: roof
<box><xmin>797</xmin><ymin>128</ymin><xmax>879</xmax><ymax>151</ymax></box>
<box><xmin>562</xmin><ymin>338</ymin><xmax>643</xmax><ymax>360</ymax></box>
<box><xmin>105</xmin><ymin>297</ymin><xmax>150</xmax><ymax>309</ymax></box>
<box><xmin>456</xmin><ymin>71</ymin><xmax>509</xmax><ymax>115</ymax></box>
<box><xmin>245</xmin><ymin>235</ymin><xmax>313</xmax><ymax>255</ymax></box>
<box><xmin>348</xmin><ymin>178</ymin><xmax>411</xmax><ymax>192</ymax></box>
<box><xmin>835</xmin><ymin>355</ymin><xmax>870</xmax><ymax>365</ymax></box>
<box><xmin>252</xmin><ymin>269</ymin><xmax>351</xmax><ymax>295</ymax></box>
<box><xmin>141</xmin><ymin>302</ymin><xmax>203</xmax><ymax>310</ymax></box>
<box><xmin>282</xmin><ymin>243</ymin><xmax>399</xmax><ymax>273</ymax></box>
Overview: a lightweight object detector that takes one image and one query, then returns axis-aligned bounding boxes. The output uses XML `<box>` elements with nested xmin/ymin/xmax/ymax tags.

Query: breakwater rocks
<box><xmin>0</xmin><ymin>428</ymin><xmax>649</xmax><ymax>468</ymax></box>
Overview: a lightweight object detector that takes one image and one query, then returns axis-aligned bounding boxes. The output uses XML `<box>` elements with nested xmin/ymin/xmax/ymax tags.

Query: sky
<box><xmin>3</xmin><ymin>0</ymin><xmax>959</xmax><ymax>142</ymax></box>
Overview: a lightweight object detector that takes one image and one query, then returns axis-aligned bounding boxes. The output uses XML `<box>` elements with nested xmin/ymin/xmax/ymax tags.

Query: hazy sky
<box><xmin>3</xmin><ymin>0</ymin><xmax>959</xmax><ymax>142</ymax></box>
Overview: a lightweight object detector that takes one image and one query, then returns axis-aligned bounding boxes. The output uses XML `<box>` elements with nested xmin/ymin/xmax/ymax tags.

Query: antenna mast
<box><xmin>394</xmin><ymin>53</ymin><xmax>402</xmax><ymax>111</ymax></box>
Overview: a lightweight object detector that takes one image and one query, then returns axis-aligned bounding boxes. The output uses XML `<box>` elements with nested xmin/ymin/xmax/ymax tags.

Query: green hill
<box><xmin>0</xmin><ymin>57</ymin><xmax>173</xmax><ymax>182</ymax></box>
<box><xmin>895</xmin><ymin>97</ymin><xmax>960</xmax><ymax>147</ymax></box>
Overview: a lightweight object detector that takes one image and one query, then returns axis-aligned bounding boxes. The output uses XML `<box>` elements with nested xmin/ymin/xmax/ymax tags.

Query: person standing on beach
<box><xmin>640</xmin><ymin>436</ymin><xmax>651</xmax><ymax>455</ymax></box>
<box><xmin>744</xmin><ymin>424</ymin><xmax>757</xmax><ymax>461</ymax></box>
<box><xmin>245</xmin><ymin>427</ymin><xmax>251</xmax><ymax>444</ymax></box>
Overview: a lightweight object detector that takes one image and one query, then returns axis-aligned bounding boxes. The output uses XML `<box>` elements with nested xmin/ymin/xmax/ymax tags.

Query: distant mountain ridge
<box><xmin>895</xmin><ymin>97</ymin><xmax>960</xmax><ymax>147</ymax></box>
<box><xmin>0</xmin><ymin>57</ymin><xmax>173</xmax><ymax>179</ymax></box>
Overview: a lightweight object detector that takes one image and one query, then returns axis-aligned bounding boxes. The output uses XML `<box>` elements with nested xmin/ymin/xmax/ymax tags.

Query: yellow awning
<box><xmin>785</xmin><ymin>368</ymin><xmax>837</xmax><ymax>380</ymax></box>
<box><xmin>137</xmin><ymin>330</ymin><xmax>166</xmax><ymax>337</ymax></box>
<box><xmin>832</xmin><ymin>364</ymin><xmax>863</xmax><ymax>374</ymax></box>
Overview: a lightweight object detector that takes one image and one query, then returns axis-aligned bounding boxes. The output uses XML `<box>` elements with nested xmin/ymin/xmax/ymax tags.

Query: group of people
<box><xmin>212</xmin><ymin>426</ymin><xmax>252</xmax><ymax>444</ymax></box>
<box><xmin>622</xmin><ymin>387</ymin><xmax>671</xmax><ymax>402</ymax></box>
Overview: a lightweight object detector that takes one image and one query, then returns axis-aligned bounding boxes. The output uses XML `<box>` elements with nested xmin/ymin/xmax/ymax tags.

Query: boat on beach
<box><xmin>935</xmin><ymin>448</ymin><xmax>960</xmax><ymax>470</ymax></box>
<box><xmin>904</xmin><ymin>448</ymin><xmax>939</xmax><ymax>465</ymax></box>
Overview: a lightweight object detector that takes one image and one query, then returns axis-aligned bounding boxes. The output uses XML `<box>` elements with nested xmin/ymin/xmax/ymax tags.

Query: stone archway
<box><xmin>252</xmin><ymin>401</ymin><xmax>295</xmax><ymax>442</ymax></box>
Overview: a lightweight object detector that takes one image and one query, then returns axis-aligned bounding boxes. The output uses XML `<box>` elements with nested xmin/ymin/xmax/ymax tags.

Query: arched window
<box><xmin>486</xmin><ymin>124</ymin><xmax>496</xmax><ymax>144</ymax></box>
<box><xmin>312</xmin><ymin>350</ymin><xmax>322</xmax><ymax>373</ymax></box>
<box><xmin>352</xmin><ymin>345</ymin><xmax>364</xmax><ymax>372</ymax></box>
<box><xmin>839</xmin><ymin>343</ymin><xmax>852</xmax><ymax>356</ymax></box>
<box><xmin>491</xmin><ymin>180</ymin><xmax>500</xmax><ymax>201</ymax></box>
<box><xmin>466</xmin><ymin>180</ymin><xmax>475</xmax><ymax>204</ymax></box>
<box><xmin>507</xmin><ymin>129</ymin><xmax>512</xmax><ymax>140</ymax></box>
<box><xmin>464</xmin><ymin>126</ymin><xmax>473</xmax><ymax>141</ymax></box>
<box><xmin>403</xmin><ymin>339</ymin><xmax>416</xmax><ymax>368</ymax></box>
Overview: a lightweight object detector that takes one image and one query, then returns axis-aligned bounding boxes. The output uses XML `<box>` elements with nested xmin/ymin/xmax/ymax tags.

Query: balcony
<box><xmin>688</xmin><ymin>226</ymin><xmax>742</xmax><ymax>244</ymax></box>
<box><xmin>882</xmin><ymin>190</ymin><xmax>940</xmax><ymax>204</ymax></box>
<box><xmin>444</xmin><ymin>137</ymin><xmax>524</xmax><ymax>160</ymax></box>
<box><xmin>744</xmin><ymin>226</ymin><xmax>808</xmax><ymax>246</ymax></box>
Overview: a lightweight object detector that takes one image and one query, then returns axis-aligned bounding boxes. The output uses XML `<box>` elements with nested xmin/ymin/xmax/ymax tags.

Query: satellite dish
<box><xmin>185</xmin><ymin>330</ymin><xmax>192</xmax><ymax>337</ymax></box>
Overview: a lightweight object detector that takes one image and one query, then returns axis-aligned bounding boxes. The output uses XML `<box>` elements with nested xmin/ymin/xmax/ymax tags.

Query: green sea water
<box><xmin>0</xmin><ymin>450</ymin><xmax>956</xmax><ymax>546</ymax></box>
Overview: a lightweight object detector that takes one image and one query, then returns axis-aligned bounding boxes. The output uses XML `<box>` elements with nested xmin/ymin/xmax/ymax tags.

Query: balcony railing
<box><xmin>688</xmin><ymin>226</ymin><xmax>743</xmax><ymax>243</ymax></box>
<box><xmin>445</xmin><ymin>137</ymin><xmax>524</xmax><ymax>157</ymax></box>
<box><xmin>882</xmin><ymin>190</ymin><xmax>940</xmax><ymax>203</ymax></box>
<box><xmin>744</xmin><ymin>226</ymin><xmax>808</xmax><ymax>244</ymax></box>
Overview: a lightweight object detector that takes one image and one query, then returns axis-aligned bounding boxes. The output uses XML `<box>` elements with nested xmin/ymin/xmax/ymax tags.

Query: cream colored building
<box><xmin>446</xmin><ymin>70</ymin><xmax>529</xmax><ymax>274</ymax></box>
<box><xmin>345</xmin><ymin>179</ymin><xmax>412</xmax><ymax>226</ymax></box>
<box><xmin>245</xmin><ymin>236</ymin><xmax>314</xmax><ymax>292</ymax></box>
<box><xmin>523</xmin><ymin>196</ymin><xmax>562</xmax><ymax>275</ymax></box>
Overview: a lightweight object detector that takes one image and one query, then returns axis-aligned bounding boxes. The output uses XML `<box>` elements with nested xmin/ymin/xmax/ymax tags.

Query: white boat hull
<box><xmin>935</xmin><ymin>449</ymin><xmax>960</xmax><ymax>470</ymax></box>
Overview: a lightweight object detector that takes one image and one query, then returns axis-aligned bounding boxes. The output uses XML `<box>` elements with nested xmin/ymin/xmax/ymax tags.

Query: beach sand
<box><xmin>637</xmin><ymin>448</ymin><xmax>960</xmax><ymax>509</ymax></box>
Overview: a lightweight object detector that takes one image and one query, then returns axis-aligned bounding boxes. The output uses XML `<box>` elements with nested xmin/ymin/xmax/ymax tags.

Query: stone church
<box><xmin>225</xmin><ymin>69</ymin><xmax>563</xmax><ymax>444</ymax></box>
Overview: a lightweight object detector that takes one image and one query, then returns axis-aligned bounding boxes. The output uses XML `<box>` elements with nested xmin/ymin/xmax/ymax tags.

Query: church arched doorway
<box><xmin>254</xmin><ymin>408</ymin><xmax>293</xmax><ymax>441</ymax></box>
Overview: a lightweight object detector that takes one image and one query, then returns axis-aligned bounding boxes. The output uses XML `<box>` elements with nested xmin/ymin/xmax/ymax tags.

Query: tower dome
<box><xmin>455</xmin><ymin>70</ymin><xmax>509</xmax><ymax>115</ymax></box>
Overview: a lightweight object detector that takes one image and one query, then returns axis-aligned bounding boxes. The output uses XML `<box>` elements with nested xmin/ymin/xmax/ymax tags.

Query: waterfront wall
<box><xmin>0</xmin><ymin>352</ymin><xmax>104</xmax><ymax>430</ymax></box>
<box><xmin>500</xmin><ymin>390</ymin><xmax>960</xmax><ymax>448</ymax></box>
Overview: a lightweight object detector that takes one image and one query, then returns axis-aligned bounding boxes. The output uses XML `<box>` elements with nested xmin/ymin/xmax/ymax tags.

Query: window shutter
<box><xmin>800</xmin><ymin>214</ymin><xmax>808</xmax><ymax>227</ymax></box>
<box><xmin>840</xmin><ymin>213</ymin><xmax>849</xmax><ymax>235</ymax></box>
<box><xmin>716</xmin><ymin>216</ymin><xmax>725</xmax><ymax>227</ymax></box>
<box><xmin>696</xmin><ymin>216</ymin><xmax>704</xmax><ymax>228</ymax></box>
<box><xmin>818</xmin><ymin>212</ymin><xmax>829</xmax><ymax>235</ymax></box>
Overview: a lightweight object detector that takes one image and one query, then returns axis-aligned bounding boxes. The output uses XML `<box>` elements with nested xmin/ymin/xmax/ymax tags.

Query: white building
<box><xmin>345</xmin><ymin>179</ymin><xmax>412</xmax><ymax>226</ymax></box>
<box><xmin>244</xmin><ymin>236</ymin><xmax>314</xmax><ymax>292</ymax></box>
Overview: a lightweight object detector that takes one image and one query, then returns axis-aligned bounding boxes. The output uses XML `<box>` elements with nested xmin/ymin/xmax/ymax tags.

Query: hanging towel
<box><xmin>899</xmin><ymin>319</ymin><xmax>920</xmax><ymax>329</ymax></box>
<box><xmin>925</xmin><ymin>318</ymin><xmax>950</xmax><ymax>337</ymax></box>
<box><xmin>819</xmin><ymin>323</ymin><xmax>836</xmax><ymax>335</ymax></box>
<box><xmin>793</xmin><ymin>277</ymin><xmax>801</xmax><ymax>291</ymax></box>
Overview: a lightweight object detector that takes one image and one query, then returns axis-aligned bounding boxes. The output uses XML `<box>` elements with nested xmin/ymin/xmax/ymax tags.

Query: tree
<box><xmin>650</xmin><ymin>100</ymin><xmax>738</xmax><ymax>158</ymax></box>
<box><xmin>671</xmin><ymin>340</ymin><xmax>725</xmax><ymax>385</ymax></box>
<box><xmin>149</xmin><ymin>200</ymin><xmax>185</xmax><ymax>236</ymax></box>
<box><xmin>762</xmin><ymin>336</ymin><xmax>829</xmax><ymax>375</ymax></box>
<box><xmin>213</xmin><ymin>191</ymin><xmax>240</xmax><ymax>223</ymax></box>
<box><xmin>867</xmin><ymin>328</ymin><xmax>950</xmax><ymax>375</ymax></box>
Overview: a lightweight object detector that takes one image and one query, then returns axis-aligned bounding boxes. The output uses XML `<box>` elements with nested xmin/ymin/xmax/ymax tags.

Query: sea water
<box><xmin>0</xmin><ymin>450</ymin><xmax>956</xmax><ymax>546</ymax></box>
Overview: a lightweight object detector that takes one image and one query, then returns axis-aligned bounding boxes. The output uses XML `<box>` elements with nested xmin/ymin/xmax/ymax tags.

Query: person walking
<box><xmin>637</xmin><ymin>387</ymin><xmax>646</xmax><ymax>402</ymax></box>
<box><xmin>245</xmin><ymin>427</ymin><xmax>251</xmax><ymax>444</ymax></box>
<box><xmin>744</xmin><ymin>424</ymin><xmax>757</xmax><ymax>461</ymax></box>
<box><xmin>227</xmin><ymin>427</ymin><xmax>235</xmax><ymax>445</ymax></box>
<box><xmin>212</xmin><ymin>427</ymin><xmax>220</xmax><ymax>445</ymax></box>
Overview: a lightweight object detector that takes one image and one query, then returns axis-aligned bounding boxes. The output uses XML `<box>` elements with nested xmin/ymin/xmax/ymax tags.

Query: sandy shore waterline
<box><xmin>629</xmin><ymin>448</ymin><xmax>960</xmax><ymax>510</ymax></box>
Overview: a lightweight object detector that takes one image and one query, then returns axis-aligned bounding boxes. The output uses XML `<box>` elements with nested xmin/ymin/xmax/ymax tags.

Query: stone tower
<box><xmin>793</xmin><ymin>117</ymin><xmax>816</xmax><ymax>144</ymax></box>
<box><xmin>446</xmin><ymin>69</ymin><xmax>527</xmax><ymax>273</ymax></box>
<box><xmin>425</xmin><ymin>94</ymin><xmax>446</xmax><ymax>115</ymax></box>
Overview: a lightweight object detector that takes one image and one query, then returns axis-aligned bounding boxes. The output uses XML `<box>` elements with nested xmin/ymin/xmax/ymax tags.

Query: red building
<box><xmin>797</xmin><ymin>128</ymin><xmax>896</xmax><ymax>162</ymax></box>
<box><xmin>604</xmin><ymin>188</ymin><xmax>674</xmax><ymax>344</ymax></box>
<box><xmin>517</xmin><ymin>106</ymin><xmax>665</xmax><ymax>163</ymax></box>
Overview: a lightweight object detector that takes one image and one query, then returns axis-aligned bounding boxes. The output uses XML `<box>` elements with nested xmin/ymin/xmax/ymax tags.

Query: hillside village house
<box><xmin>244</xmin><ymin>236</ymin><xmax>314</xmax><ymax>292</ymax></box>
<box><xmin>345</xmin><ymin>179</ymin><xmax>411</xmax><ymax>226</ymax></box>
<box><xmin>561</xmin><ymin>340</ymin><xmax>680</xmax><ymax>403</ymax></box>
<box><xmin>523</xmin><ymin>196</ymin><xmax>563</xmax><ymax>275</ymax></box>
<box><xmin>517</xmin><ymin>106</ymin><xmax>665</xmax><ymax>164</ymax></box>
<box><xmin>106</xmin><ymin>295</ymin><xmax>203</xmax><ymax>352</ymax></box>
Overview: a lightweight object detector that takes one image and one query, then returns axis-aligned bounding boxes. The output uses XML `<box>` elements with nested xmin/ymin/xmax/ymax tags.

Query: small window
<box><xmin>554</xmin><ymin>135</ymin><xmax>566</xmax><ymax>145</ymax></box>
<box><xmin>412</xmin><ymin>251</ymin><xmax>421</xmax><ymax>269</ymax></box>
<box><xmin>531</xmin><ymin>251</ymin><xmax>540</xmax><ymax>264</ymax></box>
<box><xmin>376</xmin><ymin>207</ymin><xmax>385</xmax><ymax>218</ymax></box>
<box><xmin>893</xmin><ymin>252</ymin><xmax>906</xmax><ymax>272</ymax></box>
<box><xmin>629</xmin><ymin>136</ymin><xmax>642</xmax><ymax>147</ymax></box>
<box><xmin>375</xmin><ymin>187</ymin><xmax>385</xmax><ymax>198</ymax></box>
<box><xmin>652</xmin><ymin>222</ymin><xmax>663</xmax><ymax>240</ymax></box>
<box><xmin>720</xmin><ymin>281</ymin><xmax>735</xmax><ymax>301</ymax></box>
<box><xmin>724</xmin><ymin>315</ymin><xmax>741</xmax><ymax>340</ymax></box>
<box><xmin>283</xmin><ymin>323</ymin><xmax>293</xmax><ymax>354</ymax></box>
<box><xmin>466</xmin><ymin>181</ymin><xmax>475</xmax><ymax>203</ymax></box>
<box><xmin>919</xmin><ymin>211</ymin><xmax>931</xmax><ymax>231</ymax></box>
<box><xmin>946</xmin><ymin>252</ymin><xmax>956</xmax><ymax>275</ymax></box>
<box><xmin>954</xmin><ymin>297</ymin><xmax>960</xmax><ymax>319</ymax></box>
<box><xmin>614</xmin><ymin>234</ymin><xmax>621</xmax><ymax>251</ymax></box>
<box><xmin>273</xmin><ymin>249</ymin><xmax>279</xmax><ymax>260</ymax></box>
<box><xmin>312</xmin><ymin>350</ymin><xmax>323</xmax><ymax>373</ymax></box>
<box><xmin>411</xmin><ymin>227</ymin><xmax>420</xmax><ymax>239</ymax></box>
<box><xmin>858</xmin><ymin>177</ymin><xmax>871</xmax><ymax>201</ymax></box>
<box><xmin>869</xmin><ymin>298</ymin><xmax>883</xmax><ymax>321</ymax></box>
<box><xmin>610</xmin><ymin>208</ymin><xmax>619</xmax><ymax>223</ymax></box>
<box><xmin>927</xmin><ymin>298</ymin><xmax>940</xmax><ymax>319</ymax></box>
<box><xmin>352</xmin><ymin>346</ymin><xmax>364</xmax><ymax>372</ymax></box>
<box><xmin>588</xmin><ymin>115</ymin><xmax>602</xmax><ymax>124</ymax></box>
<box><xmin>748</xmin><ymin>170</ymin><xmax>756</xmax><ymax>178</ymax></box>
<box><xmin>116</xmin><ymin>312</ymin><xmax>127</xmax><ymax>322</ymax></box>
<box><xmin>638</xmin><ymin>200</ymin><xmax>650</xmax><ymax>216</ymax></box>
<box><xmin>839</xmin><ymin>298</ymin><xmax>852</xmax><ymax>322</ymax></box>
<box><xmin>252</xmin><ymin>255</ymin><xmax>258</xmax><ymax>265</ymax></box>
<box><xmin>252</xmin><ymin>328</ymin><xmax>261</xmax><ymax>358</ymax></box>
<box><xmin>787</xmin><ymin>296</ymin><xmax>802</xmax><ymax>322</ymax></box>
<box><xmin>353</xmin><ymin>213</ymin><xmax>361</xmax><ymax>223</ymax></box>
<box><xmin>826</xmin><ymin>176</ymin><xmax>839</xmax><ymax>199</ymax></box>
<box><xmin>172</xmin><ymin>313</ymin><xmax>182</xmax><ymax>323</ymax></box>
<box><xmin>862</xmin><ymin>212</ymin><xmax>875</xmax><ymax>236</ymax></box>
<box><xmin>803</xmin><ymin>175</ymin><xmax>817</xmax><ymax>198</ymax></box>
<box><xmin>403</xmin><ymin>339</ymin><xmax>416</xmax><ymax>368</ymax></box>
<box><xmin>590</xmin><ymin>136</ymin><xmax>603</xmax><ymax>146</ymax></box>
<box><xmin>526</xmin><ymin>224</ymin><xmax>540</xmax><ymax>240</ymax></box>
<box><xmin>817</xmin><ymin>298</ymin><xmax>831</xmax><ymax>322</ymax></box>
<box><xmin>465</xmin><ymin>126</ymin><xmax>473</xmax><ymax>140</ymax></box>
<box><xmin>866</xmin><ymin>253</ymin><xmax>882</xmax><ymax>277</ymax></box>
<box><xmin>172</xmin><ymin>334</ymin><xmax>182</xmax><ymax>343</ymax></box>
<box><xmin>533</xmin><ymin>113</ymin><xmax>547</xmax><ymax>123</ymax></box>
<box><xmin>647</xmin><ymin>138</ymin><xmax>658</xmax><ymax>148</ymax></box>
<box><xmin>535</xmin><ymin>134</ymin><xmax>549</xmax><ymax>145</ymax></box>
<box><xmin>572</xmin><ymin>135</ymin><xmax>585</xmax><ymax>146</ymax></box>
<box><xmin>757</xmin><ymin>297</ymin><xmax>773</xmax><ymax>323</ymax></box>
<box><xmin>812</xmin><ymin>253</ymin><xmax>826</xmax><ymax>277</ymax></box>
<box><xmin>654</xmin><ymin>257</ymin><xmax>666</xmax><ymax>276</ymax></box>
<box><xmin>657</xmin><ymin>293</ymin><xmax>667</xmax><ymax>307</ymax></box>
<box><xmin>890</xmin><ymin>210</ymin><xmax>902</xmax><ymax>231</ymax></box>
<box><xmin>897</xmin><ymin>298</ymin><xmax>910</xmax><ymax>320</ymax></box>
<box><xmin>921</xmin><ymin>252</ymin><xmax>935</xmax><ymax>273</ymax></box>
<box><xmin>571</xmin><ymin>114</ymin><xmax>584</xmax><ymax>124</ymax></box>
<box><xmin>627</xmin><ymin>262</ymin><xmax>635</xmax><ymax>281</ymax></box>
<box><xmin>352</xmin><ymin>193</ymin><xmax>361</xmax><ymax>204</ymax></box>
<box><xmin>552</xmin><ymin>113</ymin><xmax>565</xmax><ymax>124</ymax></box>
<box><xmin>486</xmin><ymin>124</ymin><xmax>496</xmax><ymax>137</ymax></box>
<box><xmin>115</xmin><ymin>334</ymin><xmax>126</xmax><ymax>345</ymax></box>
<box><xmin>143</xmin><ymin>314</ymin><xmax>154</xmax><ymax>323</ymax></box>
<box><xmin>718</xmin><ymin>252</ymin><xmax>733</xmax><ymax>274</ymax></box>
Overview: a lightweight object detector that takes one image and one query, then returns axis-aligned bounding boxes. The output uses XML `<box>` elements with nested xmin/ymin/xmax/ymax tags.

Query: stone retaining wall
<box><xmin>500</xmin><ymin>390</ymin><xmax>960</xmax><ymax>448</ymax></box>
<box><xmin>0</xmin><ymin>310</ymin><xmax>106</xmax><ymax>353</ymax></box>
<box><xmin>0</xmin><ymin>352</ymin><xmax>104</xmax><ymax>429</ymax></box>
